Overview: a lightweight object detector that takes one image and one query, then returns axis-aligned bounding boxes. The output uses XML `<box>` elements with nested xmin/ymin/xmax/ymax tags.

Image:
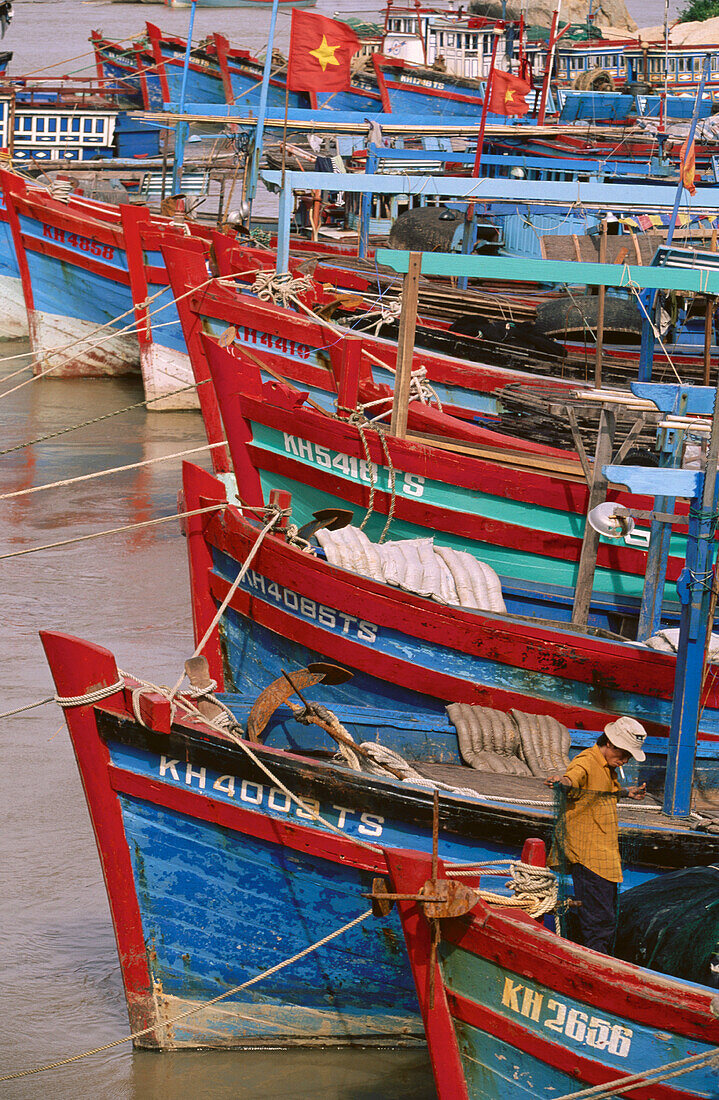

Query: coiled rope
<box><xmin>251</xmin><ymin>270</ymin><xmax>315</xmax><ymax>308</ymax></box>
<box><xmin>0</xmin><ymin>908</ymin><xmax>373</xmax><ymax>1082</ymax></box>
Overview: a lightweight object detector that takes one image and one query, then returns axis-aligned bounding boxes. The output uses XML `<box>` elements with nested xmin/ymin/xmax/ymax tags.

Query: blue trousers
<box><xmin>570</xmin><ymin>863</ymin><xmax>617</xmax><ymax>955</ymax></box>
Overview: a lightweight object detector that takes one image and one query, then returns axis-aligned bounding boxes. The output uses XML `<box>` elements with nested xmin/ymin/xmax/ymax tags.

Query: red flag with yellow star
<box><xmin>487</xmin><ymin>69</ymin><xmax>531</xmax><ymax>117</ymax></box>
<box><xmin>287</xmin><ymin>10</ymin><xmax>360</xmax><ymax>92</ymax></box>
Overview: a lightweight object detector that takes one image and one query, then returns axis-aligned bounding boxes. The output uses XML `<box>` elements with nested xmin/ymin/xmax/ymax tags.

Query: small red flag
<box><xmin>487</xmin><ymin>69</ymin><xmax>531</xmax><ymax>117</ymax></box>
<box><xmin>287</xmin><ymin>11</ymin><xmax>360</xmax><ymax>93</ymax></box>
<box><xmin>680</xmin><ymin>134</ymin><xmax>697</xmax><ymax>196</ymax></box>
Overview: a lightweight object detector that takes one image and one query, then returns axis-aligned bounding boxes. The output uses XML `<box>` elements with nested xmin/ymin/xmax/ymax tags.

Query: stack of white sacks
<box><xmin>315</xmin><ymin>526</ymin><xmax>506</xmax><ymax>613</ymax></box>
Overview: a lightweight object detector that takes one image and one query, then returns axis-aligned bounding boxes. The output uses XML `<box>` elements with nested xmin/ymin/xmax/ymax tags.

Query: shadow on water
<box><xmin>129</xmin><ymin>1047</ymin><xmax>435</xmax><ymax>1100</ymax></box>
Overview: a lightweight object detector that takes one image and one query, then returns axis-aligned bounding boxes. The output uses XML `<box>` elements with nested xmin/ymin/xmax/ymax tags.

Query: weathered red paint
<box><xmin>385</xmin><ymin>849</ymin><xmax>470</xmax><ymax>1100</ymax></box>
<box><xmin>38</xmin><ymin>631</ymin><xmax>159</xmax><ymax>1041</ymax></box>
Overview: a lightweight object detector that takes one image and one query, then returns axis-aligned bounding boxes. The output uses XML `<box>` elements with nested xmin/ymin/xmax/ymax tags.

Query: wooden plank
<box><xmin>390</xmin><ymin>251</ymin><xmax>421</xmax><ymax>439</ymax></box>
<box><xmin>404</xmin><ymin>432</ymin><xmax>584</xmax><ymax>478</ymax></box>
<box><xmin>571</xmin><ymin>406</ymin><xmax>616</xmax><ymax>629</ymax></box>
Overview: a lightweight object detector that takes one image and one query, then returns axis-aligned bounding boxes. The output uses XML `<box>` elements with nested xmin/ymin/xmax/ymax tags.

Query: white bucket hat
<box><xmin>604</xmin><ymin>716</ymin><xmax>647</xmax><ymax>762</ymax></box>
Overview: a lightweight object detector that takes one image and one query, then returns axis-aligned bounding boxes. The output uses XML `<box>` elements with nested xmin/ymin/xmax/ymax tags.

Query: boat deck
<box><xmin>416</xmin><ymin>762</ymin><xmax>714</xmax><ymax>831</ymax></box>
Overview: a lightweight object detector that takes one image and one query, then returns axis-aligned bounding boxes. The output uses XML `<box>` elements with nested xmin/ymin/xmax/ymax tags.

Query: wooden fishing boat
<box><xmin>39</xmin><ymin>629</ymin><xmax>719</xmax><ymax>1049</ymax></box>
<box><xmin>0</xmin><ymin>182</ymin><xmax>26</xmax><ymax>338</ymax></box>
<box><xmin>192</xmin><ymin>338</ymin><xmax>688</xmax><ymax>623</ymax></box>
<box><xmin>91</xmin><ymin>24</ymin><xmax>292</xmax><ymax>111</ymax></box>
<box><xmin>163</xmin><ymin>232</ymin><xmax>585</xmax><ymax>426</ymax></box>
<box><xmin>179</xmin><ymin>458</ymin><xmax>719</xmax><ymax>743</ymax></box>
<box><xmin>372</xmin><ymin>54</ymin><xmax>487</xmax><ymax>118</ymax></box>
<box><xmin>91</xmin><ymin>23</ymin><xmax>381</xmax><ymax>113</ymax></box>
<box><xmin>389</xmin><ymin>848</ymin><xmax>719</xmax><ymax>1099</ymax></box>
<box><xmin>0</xmin><ymin>169</ymin><xmax>210</xmax><ymax>406</ymax></box>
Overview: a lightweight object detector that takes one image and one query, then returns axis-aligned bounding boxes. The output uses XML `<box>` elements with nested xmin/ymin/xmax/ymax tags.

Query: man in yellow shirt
<box><xmin>547</xmin><ymin>716</ymin><xmax>647</xmax><ymax>954</ymax></box>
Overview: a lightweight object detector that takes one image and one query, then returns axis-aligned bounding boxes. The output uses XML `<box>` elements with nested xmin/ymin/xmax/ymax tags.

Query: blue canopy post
<box><xmin>606</xmin><ymin>380</ymin><xmax>719</xmax><ymax>818</ymax></box>
<box><xmin>637</xmin><ymin>55</ymin><xmax>710</xmax><ymax>382</ymax></box>
<box><xmin>246</xmin><ymin>0</ymin><xmax>281</xmax><ymax>224</ymax></box>
<box><xmin>171</xmin><ymin>0</ymin><xmax>197</xmax><ymax>196</ymax></box>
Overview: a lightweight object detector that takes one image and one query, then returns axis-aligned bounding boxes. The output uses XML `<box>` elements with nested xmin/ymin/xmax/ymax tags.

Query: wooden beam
<box><xmin>704</xmin><ymin>296</ymin><xmax>714</xmax><ymax>388</ymax></box>
<box><xmin>571</xmin><ymin>406</ymin><xmax>616</xmax><ymax>629</ymax></box>
<box><xmin>377</xmin><ymin>250</ymin><xmax>719</xmax><ymax>297</ymax></box>
<box><xmin>405</xmin><ymin>432</ymin><xmax>583</xmax><ymax>478</ymax></box>
<box><xmin>390</xmin><ymin>252</ymin><xmax>421</xmax><ymax>440</ymax></box>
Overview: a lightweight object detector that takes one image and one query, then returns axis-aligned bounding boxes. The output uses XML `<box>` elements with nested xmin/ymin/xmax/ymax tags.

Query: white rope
<box><xmin>0</xmin><ymin>442</ymin><xmax>227</xmax><ymax>501</ymax></box>
<box><xmin>0</xmin><ymin>503</ymin><xmax>225</xmax><ymax>561</ymax></box>
<box><xmin>168</xmin><ymin>508</ymin><xmax>285</xmax><ymax>700</ymax></box>
<box><xmin>55</xmin><ymin>679</ymin><xmax>126</xmax><ymax>709</ymax></box>
<box><xmin>556</xmin><ymin>1043</ymin><xmax>719</xmax><ymax>1099</ymax></box>
<box><xmin>86</xmin><ymin>665</ymin><xmax>384</xmax><ymax>855</ymax></box>
<box><xmin>446</xmin><ymin>859</ymin><xmax>558</xmax><ymax>918</ymax></box>
<box><xmin>251</xmin><ymin>270</ymin><xmax>315</xmax><ymax>308</ymax></box>
<box><xmin>0</xmin><ymin>908</ymin><xmax>374</xmax><ymax>1082</ymax></box>
<box><xmin>0</xmin><ymin>696</ymin><xmax>55</xmax><ymax>720</ymax></box>
<box><xmin>0</xmin><ymin>272</ymin><xmax>218</xmax><ymax>400</ymax></box>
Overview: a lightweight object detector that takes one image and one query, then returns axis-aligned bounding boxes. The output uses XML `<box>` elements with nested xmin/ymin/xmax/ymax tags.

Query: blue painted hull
<box><xmin>117</xmin><ymin>773</ymin><xmax>421</xmax><ymax>1044</ymax></box>
<box><xmin>42</xmin><ymin>628</ymin><xmax>719</xmax><ymax>1051</ymax></box>
<box><xmin>382</xmin><ymin>82</ymin><xmax>483</xmax><ymax>119</ymax></box>
<box><xmin>17</xmin><ymin>209</ymin><xmax>140</xmax><ymax>375</ymax></box>
<box><xmin>94</xmin><ymin>717</ymin><xmax>712</xmax><ymax>1045</ymax></box>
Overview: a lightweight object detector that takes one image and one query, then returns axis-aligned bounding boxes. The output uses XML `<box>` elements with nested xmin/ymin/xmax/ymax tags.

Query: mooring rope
<box><xmin>0</xmin><ymin>272</ymin><xmax>218</xmax><ymax>401</ymax></box>
<box><xmin>0</xmin><ymin>908</ymin><xmax>373</xmax><ymax>1082</ymax></box>
<box><xmin>168</xmin><ymin>508</ymin><xmax>285</xmax><ymax>700</ymax></box>
<box><xmin>0</xmin><ymin>285</ymin><xmax>171</xmax><ymax>398</ymax></box>
<box><xmin>0</xmin><ymin>378</ymin><xmax>212</xmax><ymax>458</ymax></box>
<box><xmin>0</xmin><ymin>503</ymin><xmax>225</xmax><ymax>561</ymax></box>
<box><xmin>0</xmin><ymin>697</ymin><xmax>55</xmax><ymax>720</ymax></box>
<box><xmin>556</xmin><ymin>1041</ymin><xmax>719</xmax><ymax>1099</ymax></box>
<box><xmin>0</xmin><ymin>442</ymin><xmax>226</xmax><ymax>501</ymax></box>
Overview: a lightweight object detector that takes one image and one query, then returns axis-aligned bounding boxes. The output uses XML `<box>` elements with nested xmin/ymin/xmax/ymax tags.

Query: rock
<box><xmin>469</xmin><ymin>0</ymin><xmax>637</xmax><ymax>33</ymax></box>
<box><xmin>637</xmin><ymin>15</ymin><xmax>719</xmax><ymax>43</ymax></box>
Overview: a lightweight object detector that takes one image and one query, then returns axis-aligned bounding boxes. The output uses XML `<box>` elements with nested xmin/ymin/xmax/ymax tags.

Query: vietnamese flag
<box><xmin>487</xmin><ymin>69</ymin><xmax>531</xmax><ymax>117</ymax></box>
<box><xmin>287</xmin><ymin>11</ymin><xmax>360</xmax><ymax>93</ymax></box>
<box><xmin>680</xmin><ymin>133</ymin><xmax>697</xmax><ymax>196</ymax></box>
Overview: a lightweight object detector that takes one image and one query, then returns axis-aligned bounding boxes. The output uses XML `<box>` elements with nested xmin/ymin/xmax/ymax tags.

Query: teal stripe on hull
<box><xmin>440</xmin><ymin>942</ymin><xmax>719</xmax><ymax>1099</ymax></box>
<box><xmin>252</xmin><ymin>421</ymin><xmax>687</xmax><ymax>604</ymax></box>
<box><xmin>257</xmin><ymin>468</ymin><xmax>666</xmax><ymax>604</ymax></box>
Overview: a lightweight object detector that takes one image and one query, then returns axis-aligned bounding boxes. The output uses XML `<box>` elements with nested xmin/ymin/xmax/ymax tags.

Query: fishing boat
<box><xmin>39</xmin><ymin>626</ymin><xmax>719</xmax><ymax>1049</ymax></box>
<box><xmin>386</xmin><ymin>847</ymin><xmax>719</xmax><ymax>1099</ymax></box>
<box><xmin>37</xmin><ymin>358</ymin><xmax>719</xmax><ymax>1053</ymax></box>
<box><xmin>91</xmin><ymin>24</ymin><xmax>291</xmax><ymax>111</ymax></box>
<box><xmin>91</xmin><ymin>22</ymin><xmax>379</xmax><ymax>112</ymax></box>
<box><xmin>159</xmin><ymin>0</ymin><xmax>316</xmax><ymax>9</ymax></box>
<box><xmin>372</xmin><ymin>54</ymin><xmax>488</xmax><ymax>118</ymax></box>
<box><xmin>0</xmin><ymin>168</ymin><xmax>210</xmax><ymax>405</ymax></box>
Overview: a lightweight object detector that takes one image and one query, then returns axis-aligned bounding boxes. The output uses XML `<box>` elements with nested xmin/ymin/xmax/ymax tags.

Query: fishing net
<box><xmin>614</xmin><ymin>867</ymin><xmax>719</xmax><ymax>986</ymax></box>
<box><xmin>550</xmin><ymin>785</ymin><xmax>719</xmax><ymax>983</ymax></box>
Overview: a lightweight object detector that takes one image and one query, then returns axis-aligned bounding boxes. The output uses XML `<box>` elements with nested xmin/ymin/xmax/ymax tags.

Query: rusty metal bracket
<box><xmin>246</xmin><ymin>662</ymin><xmax>352</xmax><ymax>742</ymax></box>
<box><xmin>364</xmin><ymin>878</ymin><xmax>478</xmax><ymax>919</ymax></box>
